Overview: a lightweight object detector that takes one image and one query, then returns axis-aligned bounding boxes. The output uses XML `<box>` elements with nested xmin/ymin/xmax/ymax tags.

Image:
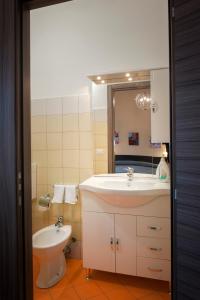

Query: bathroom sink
<box><xmin>79</xmin><ymin>174</ymin><xmax>170</xmax><ymax>208</ymax></box>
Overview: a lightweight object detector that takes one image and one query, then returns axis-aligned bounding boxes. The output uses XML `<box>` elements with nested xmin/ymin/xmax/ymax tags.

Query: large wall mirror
<box><xmin>107</xmin><ymin>68</ymin><xmax>170</xmax><ymax>174</ymax></box>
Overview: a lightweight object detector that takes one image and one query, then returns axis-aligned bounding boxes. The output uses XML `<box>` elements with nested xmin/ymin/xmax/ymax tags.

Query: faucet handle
<box><xmin>57</xmin><ymin>216</ymin><xmax>63</xmax><ymax>222</ymax></box>
<box><xmin>127</xmin><ymin>167</ymin><xmax>134</xmax><ymax>174</ymax></box>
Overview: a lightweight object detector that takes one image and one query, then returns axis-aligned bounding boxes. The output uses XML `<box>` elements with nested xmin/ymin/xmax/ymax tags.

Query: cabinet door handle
<box><xmin>148</xmin><ymin>267</ymin><xmax>163</xmax><ymax>272</ymax></box>
<box><xmin>115</xmin><ymin>238</ymin><xmax>119</xmax><ymax>250</ymax></box>
<box><xmin>148</xmin><ymin>226</ymin><xmax>161</xmax><ymax>231</ymax></box>
<box><xmin>149</xmin><ymin>247</ymin><xmax>162</xmax><ymax>252</ymax></box>
<box><xmin>110</xmin><ymin>237</ymin><xmax>114</xmax><ymax>249</ymax></box>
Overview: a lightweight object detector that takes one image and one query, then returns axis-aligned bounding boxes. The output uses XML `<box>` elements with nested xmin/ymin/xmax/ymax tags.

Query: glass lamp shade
<box><xmin>135</xmin><ymin>93</ymin><xmax>151</xmax><ymax>110</ymax></box>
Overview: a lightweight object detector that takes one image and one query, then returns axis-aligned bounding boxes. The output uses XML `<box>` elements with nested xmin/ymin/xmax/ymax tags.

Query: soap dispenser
<box><xmin>156</xmin><ymin>155</ymin><xmax>170</xmax><ymax>181</ymax></box>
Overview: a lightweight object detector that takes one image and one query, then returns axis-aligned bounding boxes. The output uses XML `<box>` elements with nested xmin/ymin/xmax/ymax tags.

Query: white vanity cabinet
<box><xmin>82</xmin><ymin>212</ymin><xmax>137</xmax><ymax>276</ymax></box>
<box><xmin>82</xmin><ymin>212</ymin><xmax>115</xmax><ymax>273</ymax></box>
<box><xmin>150</xmin><ymin>68</ymin><xmax>170</xmax><ymax>143</ymax></box>
<box><xmin>81</xmin><ymin>190</ymin><xmax>171</xmax><ymax>282</ymax></box>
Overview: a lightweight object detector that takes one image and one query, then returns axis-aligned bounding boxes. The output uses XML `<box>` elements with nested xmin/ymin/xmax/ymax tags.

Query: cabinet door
<box><xmin>82</xmin><ymin>212</ymin><xmax>115</xmax><ymax>272</ymax></box>
<box><xmin>115</xmin><ymin>214</ymin><xmax>137</xmax><ymax>276</ymax></box>
<box><xmin>151</xmin><ymin>68</ymin><xmax>170</xmax><ymax>143</ymax></box>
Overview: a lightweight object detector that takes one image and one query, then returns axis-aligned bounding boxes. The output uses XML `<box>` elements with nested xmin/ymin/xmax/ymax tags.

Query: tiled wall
<box><xmin>31</xmin><ymin>94</ymin><xmax>93</xmax><ymax>198</ymax></box>
<box><xmin>92</xmin><ymin>84</ymin><xmax>108</xmax><ymax>174</ymax></box>
<box><xmin>93</xmin><ymin>108</ymin><xmax>108</xmax><ymax>174</ymax></box>
<box><xmin>31</xmin><ymin>94</ymin><xmax>93</xmax><ymax>258</ymax></box>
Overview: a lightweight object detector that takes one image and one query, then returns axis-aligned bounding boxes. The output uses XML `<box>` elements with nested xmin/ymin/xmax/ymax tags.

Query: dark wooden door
<box><xmin>0</xmin><ymin>0</ymin><xmax>26</xmax><ymax>299</ymax></box>
<box><xmin>171</xmin><ymin>0</ymin><xmax>200</xmax><ymax>299</ymax></box>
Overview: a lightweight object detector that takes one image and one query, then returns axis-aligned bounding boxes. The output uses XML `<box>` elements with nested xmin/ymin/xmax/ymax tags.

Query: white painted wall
<box><xmin>30</xmin><ymin>0</ymin><xmax>169</xmax><ymax>99</ymax></box>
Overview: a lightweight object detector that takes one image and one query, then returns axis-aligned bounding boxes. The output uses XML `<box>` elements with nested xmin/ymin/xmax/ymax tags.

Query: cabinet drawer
<box><xmin>137</xmin><ymin>237</ymin><xmax>171</xmax><ymax>260</ymax></box>
<box><xmin>137</xmin><ymin>216</ymin><xmax>170</xmax><ymax>238</ymax></box>
<box><xmin>137</xmin><ymin>257</ymin><xmax>171</xmax><ymax>281</ymax></box>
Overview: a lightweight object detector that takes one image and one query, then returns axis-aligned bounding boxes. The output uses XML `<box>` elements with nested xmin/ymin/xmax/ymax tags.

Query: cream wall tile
<box><xmin>63</xmin><ymin>96</ymin><xmax>78</xmax><ymax>114</ymax></box>
<box><xmin>95</xmin><ymin>148</ymin><xmax>108</xmax><ymax>161</ymax></box>
<box><xmin>79</xmin><ymin>112</ymin><xmax>91</xmax><ymax>131</ymax></box>
<box><xmin>32</xmin><ymin>151</ymin><xmax>47</xmax><ymax>167</ymax></box>
<box><xmin>94</xmin><ymin>109</ymin><xmax>107</xmax><ymax>122</ymax></box>
<box><xmin>63</xmin><ymin>150</ymin><xmax>79</xmax><ymax>168</ymax></box>
<box><xmin>71</xmin><ymin>222</ymin><xmax>81</xmax><ymax>240</ymax></box>
<box><xmin>79</xmin><ymin>132</ymin><xmax>93</xmax><ymax>150</ymax></box>
<box><xmin>46</xmin><ymin>98</ymin><xmax>62</xmax><ymax>115</ymax></box>
<box><xmin>37</xmin><ymin>167</ymin><xmax>48</xmax><ymax>185</ymax></box>
<box><xmin>63</xmin><ymin>204</ymin><xmax>73</xmax><ymax>221</ymax></box>
<box><xmin>50</xmin><ymin>204</ymin><xmax>64</xmax><ymax>219</ymax></box>
<box><xmin>47</xmin><ymin>185</ymin><xmax>54</xmax><ymax>197</ymax></box>
<box><xmin>46</xmin><ymin>115</ymin><xmax>62</xmax><ymax>132</ymax></box>
<box><xmin>94</xmin><ymin>122</ymin><xmax>107</xmax><ymax>135</ymax></box>
<box><xmin>63</xmin><ymin>168</ymin><xmax>79</xmax><ymax>183</ymax></box>
<box><xmin>63</xmin><ymin>132</ymin><xmax>79</xmax><ymax>149</ymax></box>
<box><xmin>95</xmin><ymin>134</ymin><xmax>108</xmax><ymax>148</ymax></box>
<box><xmin>31</xmin><ymin>116</ymin><xmax>46</xmax><ymax>133</ymax></box>
<box><xmin>95</xmin><ymin>161</ymin><xmax>108</xmax><ymax>174</ymax></box>
<box><xmin>47</xmin><ymin>133</ymin><xmax>62</xmax><ymax>150</ymax></box>
<box><xmin>80</xmin><ymin>169</ymin><xmax>93</xmax><ymax>182</ymax></box>
<box><xmin>63</xmin><ymin>114</ymin><xmax>79</xmax><ymax>131</ymax></box>
<box><xmin>47</xmin><ymin>167</ymin><xmax>63</xmax><ymax>185</ymax></box>
<box><xmin>80</xmin><ymin>150</ymin><xmax>93</xmax><ymax>169</ymax></box>
<box><xmin>71</xmin><ymin>205</ymin><xmax>81</xmax><ymax>223</ymax></box>
<box><xmin>36</xmin><ymin>184</ymin><xmax>48</xmax><ymax>199</ymax></box>
<box><xmin>47</xmin><ymin>150</ymin><xmax>62</xmax><ymax>167</ymax></box>
<box><xmin>31</xmin><ymin>99</ymin><xmax>46</xmax><ymax>116</ymax></box>
<box><xmin>79</xmin><ymin>94</ymin><xmax>90</xmax><ymax>113</ymax></box>
<box><xmin>32</xmin><ymin>133</ymin><xmax>46</xmax><ymax>150</ymax></box>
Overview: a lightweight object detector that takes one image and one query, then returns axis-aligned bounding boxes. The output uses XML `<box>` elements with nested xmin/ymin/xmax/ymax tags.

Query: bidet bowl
<box><xmin>33</xmin><ymin>224</ymin><xmax>72</xmax><ymax>288</ymax></box>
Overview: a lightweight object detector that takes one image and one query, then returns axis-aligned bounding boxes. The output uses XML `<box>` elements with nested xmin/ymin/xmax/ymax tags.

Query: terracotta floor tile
<box><xmin>90</xmin><ymin>295</ymin><xmax>109</xmax><ymax>300</ymax></box>
<box><xmin>158</xmin><ymin>292</ymin><xmax>171</xmax><ymax>300</ymax></box>
<box><xmin>126</xmin><ymin>285</ymin><xmax>155</xmax><ymax>299</ymax></box>
<box><xmin>105</xmin><ymin>286</ymin><xmax>137</xmax><ymax>300</ymax></box>
<box><xmin>34</xmin><ymin>289</ymin><xmax>51</xmax><ymax>300</ymax></box>
<box><xmin>67</xmin><ymin>267</ymin><xmax>89</xmax><ymax>286</ymax></box>
<box><xmin>33</xmin><ymin>259</ymin><xmax>170</xmax><ymax>300</ymax></box>
<box><xmin>74</xmin><ymin>281</ymin><xmax>102</xmax><ymax>299</ymax></box>
<box><xmin>95</xmin><ymin>280</ymin><xmax>124</xmax><ymax>294</ymax></box>
<box><xmin>58</xmin><ymin>286</ymin><xmax>80</xmax><ymax>300</ymax></box>
<box><xmin>139</xmin><ymin>292</ymin><xmax>165</xmax><ymax>300</ymax></box>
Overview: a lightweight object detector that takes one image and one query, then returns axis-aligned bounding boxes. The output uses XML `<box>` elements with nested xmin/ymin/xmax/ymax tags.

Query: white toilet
<box><xmin>33</xmin><ymin>224</ymin><xmax>72</xmax><ymax>288</ymax></box>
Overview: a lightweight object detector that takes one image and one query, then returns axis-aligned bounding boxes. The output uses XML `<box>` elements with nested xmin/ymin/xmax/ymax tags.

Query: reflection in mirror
<box><xmin>107</xmin><ymin>69</ymin><xmax>170</xmax><ymax>175</ymax></box>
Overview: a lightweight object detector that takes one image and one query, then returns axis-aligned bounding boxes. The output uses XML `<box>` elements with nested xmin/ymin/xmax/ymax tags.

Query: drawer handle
<box><xmin>149</xmin><ymin>247</ymin><xmax>162</xmax><ymax>252</ymax></box>
<box><xmin>148</xmin><ymin>267</ymin><xmax>163</xmax><ymax>272</ymax></box>
<box><xmin>148</xmin><ymin>226</ymin><xmax>161</xmax><ymax>231</ymax></box>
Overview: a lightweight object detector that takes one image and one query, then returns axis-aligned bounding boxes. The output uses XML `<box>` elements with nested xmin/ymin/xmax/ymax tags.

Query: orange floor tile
<box><xmin>33</xmin><ymin>258</ymin><xmax>171</xmax><ymax>300</ymax></box>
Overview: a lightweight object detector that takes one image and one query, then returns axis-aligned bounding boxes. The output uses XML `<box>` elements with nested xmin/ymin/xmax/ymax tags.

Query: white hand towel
<box><xmin>52</xmin><ymin>185</ymin><xmax>65</xmax><ymax>203</ymax></box>
<box><xmin>64</xmin><ymin>185</ymin><xmax>78</xmax><ymax>204</ymax></box>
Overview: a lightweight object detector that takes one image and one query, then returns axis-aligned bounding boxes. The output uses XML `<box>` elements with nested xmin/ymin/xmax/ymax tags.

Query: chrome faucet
<box><xmin>127</xmin><ymin>167</ymin><xmax>134</xmax><ymax>181</ymax></box>
<box><xmin>55</xmin><ymin>216</ymin><xmax>64</xmax><ymax>229</ymax></box>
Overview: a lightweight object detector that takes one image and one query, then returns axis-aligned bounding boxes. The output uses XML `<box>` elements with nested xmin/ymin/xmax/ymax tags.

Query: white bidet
<box><xmin>33</xmin><ymin>224</ymin><xmax>72</xmax><ymax>288</ymax></box>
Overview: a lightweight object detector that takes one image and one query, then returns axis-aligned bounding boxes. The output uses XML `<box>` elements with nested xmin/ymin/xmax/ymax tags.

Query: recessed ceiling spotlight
<box><xmin>101</xmin><ymin>80</ymin><xmax>105</xmax><ymax>84</ymax></box>
<box><xmin>128</xmin><ymin>77</ymin><xmax>133</xmax><ymax>81</ymax></box>
<box><xmin>97</xmin><ymin>76</ymin><xmax>101</xmax><ymax>80</ymax></box>
<box><xmin>125</xmin><ymin>73</ymin><xmax>130</xmax><ymax>77</ymax></box>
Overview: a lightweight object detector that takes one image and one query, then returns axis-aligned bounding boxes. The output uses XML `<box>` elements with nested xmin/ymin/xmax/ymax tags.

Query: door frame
<box><xmin>22</xmin><ymin>2</ymin><xmax>72</xmax><ymax>300</ymax></box>
<box><xmin>21</xmin><ymin>1</ymin><xmax>175</xmax><ymax>299</ymax></box>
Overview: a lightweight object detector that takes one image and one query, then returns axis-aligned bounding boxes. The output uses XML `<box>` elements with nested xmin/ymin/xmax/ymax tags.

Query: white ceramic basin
<box><xmin>79</xmin><ymin>173</ymin><xmax>170</xmax><ymax>208</ymax></box>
